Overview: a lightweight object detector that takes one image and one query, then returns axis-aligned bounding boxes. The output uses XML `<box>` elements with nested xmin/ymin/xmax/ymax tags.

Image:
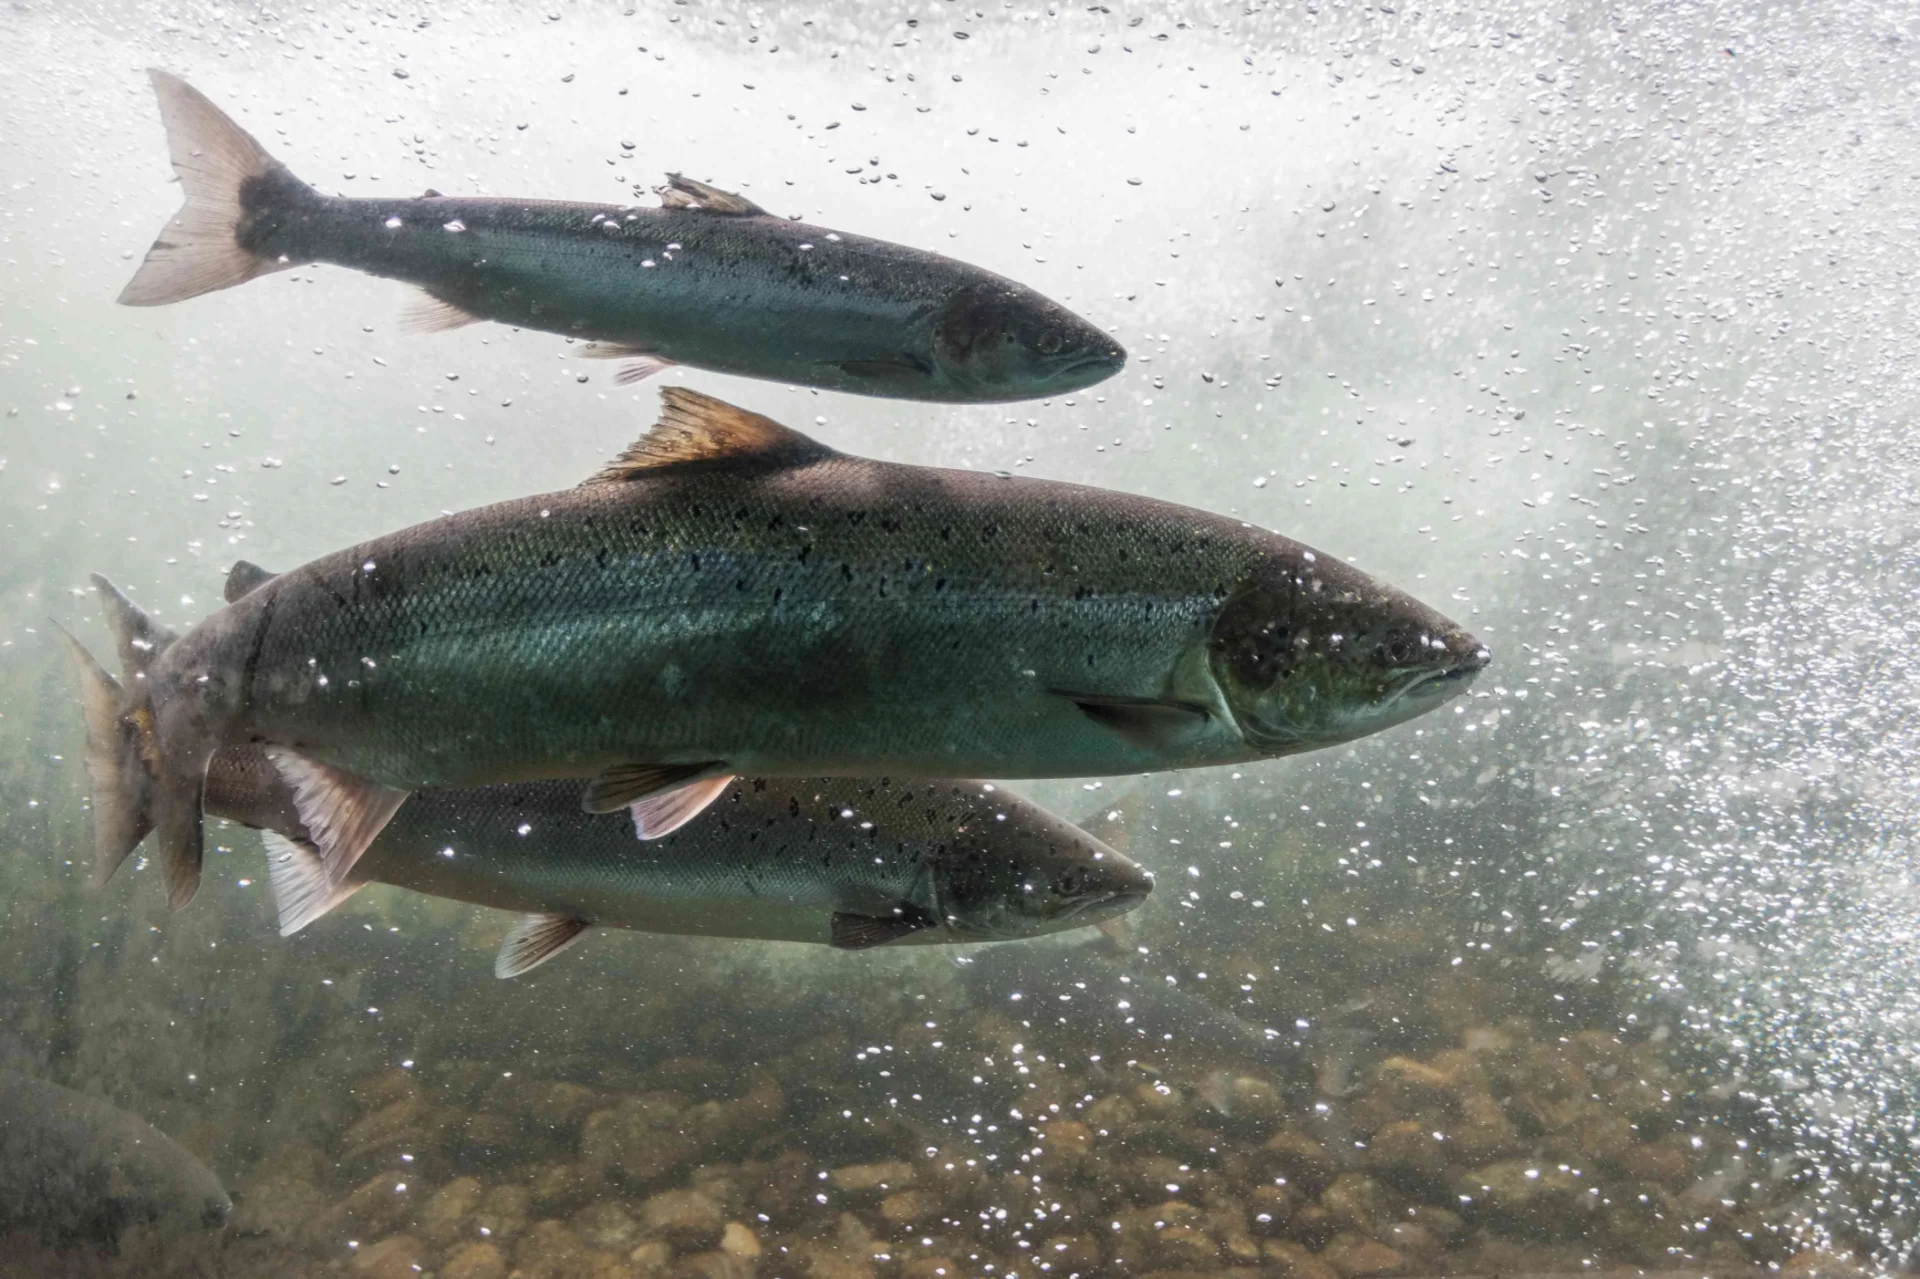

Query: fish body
<box><xmin>120</xmin><ymin>71</ymin><xmax>1123</xmax><ymax>402</ymax></box>
<box><xmin>0</xmin><ymin>1072</ymin><xmax>230</xmax><ymax>1249</ymax></box>
<box><xmin>204</xmin><ymin>748</ymin><xmax>1153</xmax><ymax>968</ymax></box>
<box><xmin>63</xmin><ymin>390</ymin><xmax>1487</xmax><ymax>907</ymax></box>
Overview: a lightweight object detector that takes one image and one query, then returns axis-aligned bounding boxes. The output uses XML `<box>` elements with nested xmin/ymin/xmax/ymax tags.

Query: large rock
<box><xmin>350</xmin><ymin>1234</ymin><xmax>426</xmax><ymax>1279</ymax></box>
<box><xmin>827</xmin><ymin>1160</ymin><xmax>915</xmax><ymax>1197</ymax></box>
<box><xmin>442</xmin><ymin>1241</ymin><xmax>509</xmax><ymax>1279</ymax></box>
<box><xmin>1263</xmin><ymin>1239</ymin><xmax>1343</xmax><ymax>1279</ymax></box>
<box><xmin>1261</xmin><ymin>1129</ymin><xmax>1338</xmax><ymax>1195</ymax></box>
<box><xmin>1321</xmin><ymin>1232</ymin><xmax>1409</xmax><ymax>1277</ymax></box>
<box><xmin>1319</xmin><ymin>1173</ymin><xmax>1401</xmax><ymax>1237</ymax></box>
<box><xmin>322</xmin><ymin>1171</ymin><xmax>420</xmax><ymax>1240</ymax></box>
<box><xmin>640</xmin><ymin>1187</ymin><xmax>727</xmax><ymax>1250</ymax></box>
<box><xmin>1364</xmin><ymin>1119</ymin><xmax>1449</xmax><ymax>1179</ymax></box>
<box><xmin>582</xmin><ymin>1082</ymin><xmax>784</xmax><ymax>1190</ymax></box>
<box><xmin>473</xmin><ymin>1182</ymin><xmax>533</xmax><ymax>1243</ymax></box>
<box><xmin>1452</xmin><ymin>1158</ymin><xmax>1588</xmax><ymax>1235</ymax></box>
<box><xmin>572</xmin><ymin>1199</ymin><xmax>641</xmax><ymax>1252</ymax></box>
<box><xmin>418</xmin><ymin>1176</ymin><xmax>485</xmax><ymax>1248</ymax></box>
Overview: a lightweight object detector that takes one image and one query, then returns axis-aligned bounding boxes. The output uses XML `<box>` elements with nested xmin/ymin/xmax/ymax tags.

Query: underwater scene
<box><xmin>3</xmin><ymin>0</ymin><xmax>1918</xmax><ymax>1276</ymax></box>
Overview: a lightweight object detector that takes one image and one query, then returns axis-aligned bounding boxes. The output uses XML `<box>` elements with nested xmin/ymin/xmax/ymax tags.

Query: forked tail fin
<box><xmin>50</xmin><ymin>623</ymin><xmax>153</xmax><ymax>886</ymax></box>
<box><xmin>88</xmin><ymin>575</ymin><xmax>214</xmax><ymax>910</ymax></box>
<box><xmin>118</xmin><ymin>69</ymin><xmax>313</xmax><ymax>307</ymax></box>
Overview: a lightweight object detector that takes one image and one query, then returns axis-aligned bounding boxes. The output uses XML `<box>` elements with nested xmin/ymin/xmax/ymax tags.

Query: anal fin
<box><xmin>830</xmin><ymin>905</ymin><xmax>939</xmax><ymax>951</ymax></box>
<box><xmin>261</xmin><ymin>831</ymin><xmax>365</xmax><ymax>936</ymax></box>
<box><xmin>400</xmin><ymin>288</ymin><xmax>485</xmax><ymax>333</ymax></box>
<box><xmin>265</xmin><ymin>747</ymin><xmax>408</xmax><ymax>885</ymax></box>
<box><xmin>496</xmin><ymin>913</ymin><xmax>592</xmax><ymax>979</ymax></box>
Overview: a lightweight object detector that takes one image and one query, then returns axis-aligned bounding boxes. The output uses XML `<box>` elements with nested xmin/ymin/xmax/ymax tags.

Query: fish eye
<box><xmin>1034</xmin><ymin>329</ymin><xmax>1065</xmax><ymax>355</ymax></box>
<box><xmin>1379</xmin><ymin>630</ymin><xmax>1418</xmax><ymax>665</ymax></box>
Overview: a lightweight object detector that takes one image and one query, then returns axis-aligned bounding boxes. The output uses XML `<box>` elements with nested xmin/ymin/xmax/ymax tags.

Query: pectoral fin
<box><xmin>577</xmin><ymin>343</ymin><xmax>679</xmax><ymax>386</ymax></box>
<box><xmin>838</xmin><ymin>352</ymin><xmax>935</xmax><ymax>382</ymax></box>
<box><xmin>830</xmin><ymin>904</ymin><xmax>939</xmax><ymax>951</ymax></box>
<box><xmin>581</xmin><ymin>760</ymin><xmax>731</xmax><ymax>832</ymax></box>
<box><xmin>261</xmin><ymin>830</ymin><xmax>364</xmax><ymax>936</ymax></box>
<box><xmin>399</xmin><ymin>288</ymin><xmax>484</xmax><ymax>333</ymax></box>
<box><xmin>265</xmin><ymin>748</ymin><xmax>408</xmax><ymax>886</ymax></box>
<box><xmin>1053</xmin><ymin>690</ymin><xmax>1212</xmax><ymax>751</ymax></box>
<box><xmin>628</xmin><ymin>773</ymin><xmax>736</xmax><ymax>840</ymax></box>
<box><xmin>496</xmin><ymin>913</ymin><xmax>593</xmax><ymax>979</ymax></box>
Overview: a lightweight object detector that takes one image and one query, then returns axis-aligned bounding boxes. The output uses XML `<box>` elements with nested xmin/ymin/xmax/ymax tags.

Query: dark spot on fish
<box><xmin>840</xmin><ymin>563</ymin><xmax>853</xmax><ymax>582</ymax></box>
<box><xmin>796</xmin><ymin>544</ymin><xmax>812</xmax><ymax>565</ymax></box>
<box><xmin>595</xmin><ymin>548</ymin><xmax>609</xmax><ymax>569</ymax></box>
<box><xmin>690</xmin><ymin>552</ymin><xmax>702</xmax><ymax>571</ymax></box>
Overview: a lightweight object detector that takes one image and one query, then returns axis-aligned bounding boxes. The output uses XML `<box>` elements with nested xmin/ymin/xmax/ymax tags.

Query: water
<box><xmin>3</xmin><ymin>0</ymin><xmax>1918</xmax><ymax>1274</ymax></box>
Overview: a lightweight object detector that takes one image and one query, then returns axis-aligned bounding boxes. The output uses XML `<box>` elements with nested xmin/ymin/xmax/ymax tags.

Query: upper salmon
<box><xmin>65</xmin><ymin>389</ymin><xmax>1488</xmax><ymax>909</ymax></box>
<box><xmin>118</xmin><ymin>70</ymin><xmax>1124</xmax><ymax>403</ymax></box>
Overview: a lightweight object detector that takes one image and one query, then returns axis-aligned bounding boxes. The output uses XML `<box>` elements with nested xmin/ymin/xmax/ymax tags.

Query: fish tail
<box><xmin>119</xmin><ymin>69</ymin><xmax>315</xmax><ymax>307</ymax></box>
<box><xmin>88</xmin><ymin>575</ymin><xmax>213</xmax><ymax>910</ymax></box>
<box><xmin>50</xmin><ymin>622</ymin><xmax>153</xmax><ymax>887</ymax></box>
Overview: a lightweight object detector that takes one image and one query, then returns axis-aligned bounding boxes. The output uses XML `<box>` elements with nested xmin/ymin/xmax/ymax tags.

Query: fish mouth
<box><xmin>1064</xmin><ymin>349</ymin><xmax>1127</xmax><ymax>375</ymax></box>
<box><xmin>1061</xmin><ymin>887</ymin><xmax>1150</xmax><ymax>923</ymax></box>
<box><xmin>1392</xmin><ymin>648</ymin><xmax>1490</xmax><ymax>705</ymax></box>
<box><xmin>1046</xmin><ymin>348</ymin><xmax>1128</xmax><ymax>387</ymax></box>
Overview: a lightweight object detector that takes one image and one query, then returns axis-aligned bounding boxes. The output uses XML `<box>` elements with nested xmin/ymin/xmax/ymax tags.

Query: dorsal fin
<box><xmin>581</xmin><ymin>388</ymin><xmax>837</xmax><ymax>485</ymax></box>
<box><xmin>224</xmin><ymin>560</ymin><xmax>280</xmax><ymax>604</ymax></box>
<box><xmin>90</xmin><ymin>574</ymin><xmax>178</xmax><ymax>681</ymax></box>
<box><xmin>657</xmin><ymin>173</ymin><xmax>765</xmax><ymax>216</ymax></box>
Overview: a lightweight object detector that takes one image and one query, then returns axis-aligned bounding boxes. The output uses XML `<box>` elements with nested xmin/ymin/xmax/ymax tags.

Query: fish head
<box><xmin>1207</xmin><ymin>548</ymin><xmax>1490</xmax><ymax>753</ymax></box>
<box><xmin>932</xmin><ymin>282</ymin><xmax>1126</xmax><ymax>399</ymax></box>
<box><xmin>108</xmin><ymin>1127</ymin><xmax>232</xmax><ymax>1235</ymax></box>
<box><xmin>933</xmin><ymin>797</ymin><xmax>1153</xmax><ymax>941</ymax></box>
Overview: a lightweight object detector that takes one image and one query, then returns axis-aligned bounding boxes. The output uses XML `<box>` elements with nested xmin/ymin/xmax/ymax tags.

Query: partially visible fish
<box><xmin>58</xmin><ymin>389</ymin><xmax>1488</xmax><ymax>910</ymax></box>
<box><xmin>119</xmin><ymin>70</ymin><xmax>1124</xmax><ymax>403</ymax></box>
<box><xmin>958</xmin><ymin>937</ymin><xmax>1298</xmax><ymax>1071</ymax></box>
<box><xmin>0</xmin><ymin>1071</ymin><xmax>230</xmax><ymax>1249</ymax></box>
<box><xmin>198</xmin><ymin>747</ymin><xmax>1153</xmax><ymax>976</ymax></box>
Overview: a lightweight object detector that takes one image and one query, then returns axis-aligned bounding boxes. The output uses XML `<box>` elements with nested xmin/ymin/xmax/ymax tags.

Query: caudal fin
<box><xmin>50</xmin><ymin>623</ymin><xmax>153</xmax><ymax>885</ymax></box>
<box><xmin>119</xmin><ymin>69</ymin><xmax>307</xmax><ymax>307</ymax></box>
<box><xmin>90</xmin><ymin>575</ymin><xmax>213</xmax><ymax>910</ymax></box>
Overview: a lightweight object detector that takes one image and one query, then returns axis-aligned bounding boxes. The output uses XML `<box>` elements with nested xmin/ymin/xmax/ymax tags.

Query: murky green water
<box><xmin>3</xmin><ymin>1</ymin><xmax>1918</xmax><ymax>1276</ymax></box>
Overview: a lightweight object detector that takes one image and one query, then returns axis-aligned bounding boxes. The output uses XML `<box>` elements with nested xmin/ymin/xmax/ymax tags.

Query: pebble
<box><xmin>350</xmin><ymin>1234</ymin><xmax>425</xmax><ymax>1279</ymax></box>
<box><xmin>441</xmin><ymin>1240</ymin><xmax>509</xmax><ymax>1279</ymax></box>
<box><xmin>639</xmin><ymin>1186</ymin><xmax>726</xmax><ymax>1248</ymax></box>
